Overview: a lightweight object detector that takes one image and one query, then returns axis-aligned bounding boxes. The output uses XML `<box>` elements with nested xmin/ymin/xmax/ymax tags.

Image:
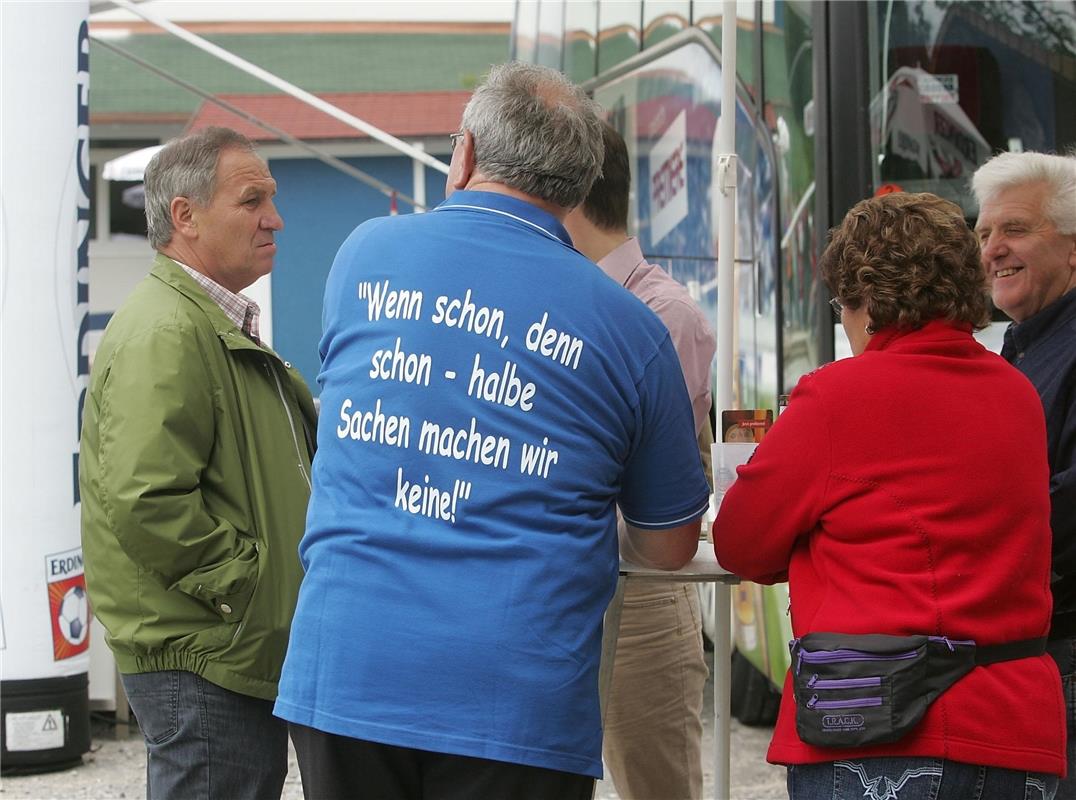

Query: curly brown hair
<box><xmin>819</xmin><ymin>192</ymin><xmax>990</xmax><ymax>331</ymax></box>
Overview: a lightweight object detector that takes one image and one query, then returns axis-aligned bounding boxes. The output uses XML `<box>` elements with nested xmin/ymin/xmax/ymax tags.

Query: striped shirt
<box><xmin>174</xmin><ymin>260</ymin><xmax>261</xmax><ymax>343</ymax></box>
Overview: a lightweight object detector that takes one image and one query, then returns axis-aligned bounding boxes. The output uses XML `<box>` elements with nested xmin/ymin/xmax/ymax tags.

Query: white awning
<box><xmin>101</xmin><ymin>145</ymin><xmax>162</xmax><ymax>181</ymax></box>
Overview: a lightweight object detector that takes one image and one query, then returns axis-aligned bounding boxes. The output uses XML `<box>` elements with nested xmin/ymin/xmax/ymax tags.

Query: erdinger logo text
<box><xmin>73</xmin><ymin>19</ymin><xmax>90</xmax><ymax>505</ymax></box>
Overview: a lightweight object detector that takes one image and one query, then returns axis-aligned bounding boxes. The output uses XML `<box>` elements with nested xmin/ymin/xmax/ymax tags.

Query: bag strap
<box><xmin>974</xmin><ymin>636</ymin><xmax>1047</xmax><ymax>666</ymax></box>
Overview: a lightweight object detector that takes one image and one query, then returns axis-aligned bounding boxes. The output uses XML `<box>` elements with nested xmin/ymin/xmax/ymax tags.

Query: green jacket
<box><xmin>80</xmin><ymin>255</ymin><xmax>316</xmax><ymax>700</ymax></box>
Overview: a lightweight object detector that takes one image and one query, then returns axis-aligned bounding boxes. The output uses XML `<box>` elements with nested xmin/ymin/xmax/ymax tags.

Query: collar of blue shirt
<box><xmin>433</xmin><ymin>189</ymin><xmax>573</xmax><ymax>248</ymax></box>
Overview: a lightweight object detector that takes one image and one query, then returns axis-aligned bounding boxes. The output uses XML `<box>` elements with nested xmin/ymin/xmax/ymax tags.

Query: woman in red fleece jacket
<box><xmin>714</xmin><ymin>193</ymin><xmax>1064</xmax><ymax>800</ymax></box>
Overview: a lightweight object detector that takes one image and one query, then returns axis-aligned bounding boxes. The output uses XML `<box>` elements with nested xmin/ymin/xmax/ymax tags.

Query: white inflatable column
<box><xmin>0</xmin><ymin>0</ymin><xmax>93</xmax><ymax>770</ymax></box>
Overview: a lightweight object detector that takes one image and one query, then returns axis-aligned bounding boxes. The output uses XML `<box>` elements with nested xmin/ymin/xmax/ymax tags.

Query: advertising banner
<box><xmin>649</xmin><ymin>110</ymin><xmax>689</xmax><ymax>245</ymax></box>
<box><xmin>0</xmin><ymin>0</ymin><xmax>91</xmax><ymax>683</ymax></box>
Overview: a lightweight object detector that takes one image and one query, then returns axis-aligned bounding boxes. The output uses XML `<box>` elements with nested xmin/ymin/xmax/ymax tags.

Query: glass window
<box><xmin>694</xmin><ymin>0</ymin><xmax>723</xmax><ymax>33</ymax></box>
<box><xmin>564</xmin><ymin>0</ymin><xmax>599</xmax><ymax>83</ymax></box>
<box><xmin>512</xmin><ymin>0</ymin><xmax>540</xmax><ymax>63</ymax></box>
<box><xmin>869</xmin><ymin>0</ymin><xmax>1076</xmax><ymax>216</ymax></box>
<box><xmin>643</xmin><ymin>1</ymin><xmax>690</xmax><ymax>49</ymax></box>
<box><xmin>695</xmin><ymin>1</ymin><xmax>760</xmax><ymax>100</ymax></box>
<box><xmin>597</xmin><ymin>0</ymin><xmax>641</xmax><ymax>74</ymax></box>
<box><xmin>762</xmin><ymin>0</ymin><xmax>820</xmax><ymax>389</ymax></box>
<box><xmin>536</xmin><ymin>0</ymin><xmax>565</xmax><ymax>68</ymax></box>
<box><xmin>592</xmin><ymin>40</ymin><xmax>780</xmax><ymax>409</ymax></box>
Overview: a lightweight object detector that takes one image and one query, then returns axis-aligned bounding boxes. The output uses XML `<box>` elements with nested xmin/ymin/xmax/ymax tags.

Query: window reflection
<box><xmin>763</xmin><ymin>0</ymin><xmax>820</xmax><ymax>390</ymax></box>
<box><xmin>870</xmin><ymin>0</ymin><xmax>1076</xmax><ymax>215</ymax></box>
<box><xmin>643</xmin><ymin>1</ymin><xmax>690</xmax><ymax>49</ymax></box>
<box><xmin>513</xmin><ymin>0</ymin><xmax>540</xmax><ymax>63</ymax></box>
<box><xmin>597</xmin><ymin>0</ymin><xmax>641</xmax><ymax>73</ymax></box>
<box><xmin>693</xmin><ymin>1</ymin><xmax>759</xmax><ymax>100</ymax></box>
<box><xmin>536</xmin><ymin>0</ymin><xmax>565</xmax><ymax>68</ymax></box>
<box><xmin>564</xmin><ymin>0</ymin><xmax>599</xmax><ymax>83</ymax></box>
<box><xmin>593</xmin><ymin>41</ymin><xmax>779</xmax><ymax>408</ymax></box>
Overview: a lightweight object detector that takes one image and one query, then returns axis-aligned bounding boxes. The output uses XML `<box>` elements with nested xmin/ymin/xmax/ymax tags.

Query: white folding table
<box><xmin>599</xmin><ymin>549</ymin><xmax>739</xmax><ymax>799</ymax></box>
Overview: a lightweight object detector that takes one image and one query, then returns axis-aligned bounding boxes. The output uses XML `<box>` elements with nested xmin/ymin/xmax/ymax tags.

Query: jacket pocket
<box><xmin>173</xmin><ymin>539</ymin><xmax>259</xmax><ymax>624</ymax></box>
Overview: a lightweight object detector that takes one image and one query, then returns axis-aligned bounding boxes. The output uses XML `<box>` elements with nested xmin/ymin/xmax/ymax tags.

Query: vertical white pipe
<box><xmin>713</xmin><ymin>584</ymin><xmax>733</xmax><ymax>799</ymax></box>
<box><xmin>713</xmin><ymin>4</ymin><xmax>739</xmax><ymax>799</ymax></box>
<box><xmin>715</xmin><ymin>1</ymin><xmax>738</xmax><ymax>418</ymax></box>
<box><xmin>412</xmin><ymin>142</ymin><xmax>427</xmax><ymax>214</ymax></box>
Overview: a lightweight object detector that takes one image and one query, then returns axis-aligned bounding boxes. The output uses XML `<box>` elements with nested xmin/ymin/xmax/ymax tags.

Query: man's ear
<box><xmin>449</xmin><ymin>130</ymin><xmax>477</xmax><ymax>192</ymax></box>
<box><xmin>170</xmin><ymin>196</ymin><xmax>197</xmax><ymax>238</ymax></box>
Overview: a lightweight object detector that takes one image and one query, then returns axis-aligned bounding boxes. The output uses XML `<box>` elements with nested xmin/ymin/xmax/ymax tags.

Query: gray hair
<box><xmin>461</xmin><ymin>62</ymin><xmax>604</xmax><ymax>209</ymax></box>
<box><xmin>144</xmin><ymin>127</ymin><xmax>258</xmax><ymax>249</ymax></box>
<box><xmin>972</xmin><ymin>151</ymin><xmax>1076</xmax><ymax>235</ymax></box>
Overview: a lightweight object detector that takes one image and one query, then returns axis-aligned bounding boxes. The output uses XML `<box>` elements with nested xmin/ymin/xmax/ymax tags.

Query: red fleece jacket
<box><xmin>713</xmin><ymin>320</ymin><xmax>1065</xmax><ymax>775</ymax></box>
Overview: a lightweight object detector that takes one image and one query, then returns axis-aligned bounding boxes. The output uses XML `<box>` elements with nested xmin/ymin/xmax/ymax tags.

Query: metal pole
<box><xmin>412</xmin><ymin>143</ymin><xmax>428</xmax><ymax>214</ymax></box>
<box><xmin>109</xmin><ymin>0</ymin><xmax>450</xmax><ymax>176</ymax></box>
<box><xmin>713</xmin><ymin>4</ymin><xmax>739</xmax><ymax>799</ymax></box>
<box><xmin>89</xmin><ymin>35</ymin><xmax>427</xmax><ymax>210</ymax></box>
<box><xmin>713</xmin><ymin>583</ymin><xmax>733</xmax><ymax>799</ymax></box>
<box><xmin>715</xmin><ymin>1</ymin><xmax>738</xmax><ymax>419</ymax></box>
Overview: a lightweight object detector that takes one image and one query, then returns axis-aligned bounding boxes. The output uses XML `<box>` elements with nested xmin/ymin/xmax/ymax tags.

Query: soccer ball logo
<box><xmin>57</xmin><ymin>585</ymin><xmax>88</xmax><ymax>646</ymax></box>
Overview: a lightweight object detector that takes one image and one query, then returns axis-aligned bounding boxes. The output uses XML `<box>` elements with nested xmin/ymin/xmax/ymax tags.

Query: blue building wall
<box><xmin>269</xmin><ymin>154</ymin><xmax>448</xmax><ymax>391</ymax></box>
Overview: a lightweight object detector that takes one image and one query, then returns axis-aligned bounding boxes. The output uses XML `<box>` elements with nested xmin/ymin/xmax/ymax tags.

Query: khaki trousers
<box><xmin>603</xmin><ymin>582</ymin><xmax>708</xmax><ymax>800</ymax></box>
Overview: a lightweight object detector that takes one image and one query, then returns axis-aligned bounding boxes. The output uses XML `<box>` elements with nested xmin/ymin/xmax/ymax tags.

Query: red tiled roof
<box><xmin>186</xmin><ymin>91</ymin><xmax>470</xmax><ymax>141</ymax></box>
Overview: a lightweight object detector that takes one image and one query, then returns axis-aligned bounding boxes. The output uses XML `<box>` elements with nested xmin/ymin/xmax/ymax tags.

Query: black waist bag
<box><xmin>790</xmin><ymin>632</ymin><xmax>1046</xmax><ymax>748</ymax></box>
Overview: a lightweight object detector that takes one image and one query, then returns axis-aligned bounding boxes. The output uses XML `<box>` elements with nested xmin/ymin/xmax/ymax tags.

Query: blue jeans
<box><xmin>121</xmin><ymin>670</ymin><xmax>288</xmax><ymax>800</ymax></box>
<box><xmin>1048</xmin><ymin>637</ymin><xmax>1076</xmax><ymax>800</ymax></box>
<box><xmin>787</xmin><ymin>758</ymin><xmax>1057</xmax><ymax>800</ymax></box>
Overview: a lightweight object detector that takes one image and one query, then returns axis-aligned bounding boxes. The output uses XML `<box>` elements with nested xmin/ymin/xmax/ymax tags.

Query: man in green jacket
<box><xmin>80</xmin><ymin>126</ymin><xmax>315</xmax><ymax>800</ymax></box>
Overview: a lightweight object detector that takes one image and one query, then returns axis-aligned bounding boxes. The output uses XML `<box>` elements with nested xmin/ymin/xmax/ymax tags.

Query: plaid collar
<box><xmin>174</xmin><ymin>260</ymin><xmax>261</xmax><ymax>342</ymax></box>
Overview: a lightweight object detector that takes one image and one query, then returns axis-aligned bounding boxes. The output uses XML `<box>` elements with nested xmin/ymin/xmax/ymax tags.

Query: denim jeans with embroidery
<box><xmin>787</xmin><ymin>757</ymin><xmax>1057</xmax><ymax>800</ymax></box>
<box><xmin>122</xmin><ymin>670</ymin><xmax>288</xmax><ymax>800</ymax></box>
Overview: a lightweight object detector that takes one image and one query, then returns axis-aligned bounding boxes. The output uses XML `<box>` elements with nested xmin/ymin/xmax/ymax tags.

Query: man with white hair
<box><xmin>973</xmin><ymin>151</ymin><xmax>1076</xmax><ymax>795</ymax></box>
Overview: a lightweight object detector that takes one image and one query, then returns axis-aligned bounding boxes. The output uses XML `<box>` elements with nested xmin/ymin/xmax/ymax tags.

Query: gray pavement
<box><xmin>1</xmin><ymin>668</ymin><xmax>787</xmax><ymax>799</ymax></box>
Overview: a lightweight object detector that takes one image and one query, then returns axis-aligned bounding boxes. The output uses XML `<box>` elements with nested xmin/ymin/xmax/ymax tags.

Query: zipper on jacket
<box><xmin>264</xmin><ymin>359</ymin><xmax>312</xmax><ymax>490</ymax></box>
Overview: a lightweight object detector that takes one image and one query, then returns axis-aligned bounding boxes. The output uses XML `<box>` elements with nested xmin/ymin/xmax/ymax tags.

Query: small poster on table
<box><xmin>720</xmin><ymin>409</ymin><xmax>773</xmax><ymax>443</ymax></box>
<box><xmin>713</xmin><ymin>410</ymin><xmax>773</xmax><ymax>509</ymax></box>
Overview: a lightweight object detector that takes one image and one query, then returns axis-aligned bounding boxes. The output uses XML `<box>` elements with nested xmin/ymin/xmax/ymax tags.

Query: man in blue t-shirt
<box><xmin>275</xmin><ymin>62</ymin><xmax>710</xmax><ymax>800</ymax></box>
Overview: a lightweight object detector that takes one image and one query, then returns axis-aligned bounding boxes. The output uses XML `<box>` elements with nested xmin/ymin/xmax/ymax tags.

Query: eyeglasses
<box><xmin>449</xmin><ymin>132</ymin><xmax>465</xmax><ymax>151</ymax></box>
<box><xmin>829</xmin><ymin>297</ymin><xmax>845</xmax><ymax>316</ymax></box>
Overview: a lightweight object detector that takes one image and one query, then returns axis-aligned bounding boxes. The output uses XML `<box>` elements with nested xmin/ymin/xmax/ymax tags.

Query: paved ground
<box><xmin>2</xmin><ymin>669</ymin><xmax>787</xmax><ymax>799</ymax></box>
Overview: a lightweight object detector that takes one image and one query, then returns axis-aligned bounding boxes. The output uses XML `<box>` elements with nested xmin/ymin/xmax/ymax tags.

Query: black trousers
<box><xmin>289</xmin><ymin>723</ymin><xmax>595</xmax><ymax>800</ymax></box>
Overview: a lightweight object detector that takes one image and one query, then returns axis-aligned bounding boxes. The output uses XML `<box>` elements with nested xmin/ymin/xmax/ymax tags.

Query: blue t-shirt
<box><xmin>274</xmin><ymin>191</ymin><xmax>709</xmax><ymax>777</ymax></box>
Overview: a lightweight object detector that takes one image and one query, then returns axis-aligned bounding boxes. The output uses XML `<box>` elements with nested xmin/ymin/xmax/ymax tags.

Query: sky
<box><xmin>91</xmin><ymin>0</ymin><xmax>516</xmax><ymax>23</ymax></box>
